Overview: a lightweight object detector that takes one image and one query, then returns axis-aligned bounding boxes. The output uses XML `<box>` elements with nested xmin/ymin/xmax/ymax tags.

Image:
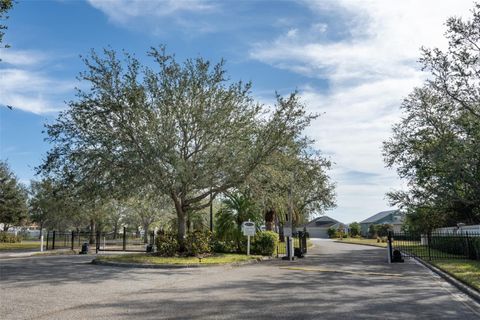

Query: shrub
<box><xmin>0</xmin><ymin>232</ymin><xmax>21</xmax><ymax>243</ymax></box>
<box><xmin>185</xmin><ymin>230</ymin><xmax>212</xmax><ymax>256</ymax></box>
<box><xmin>155</xmin><ymin>230</ymin><xmax>179</xmax><ymax>256</ymax></box>
<box><xmin>251</xmin><ymin>231</ymin><xmax>278</xmax><ymax>256</ymax></box>
<box><xmin>369</xmin><ymin>224</ymin><xmax>392</xmax><ymax>238</ymax></box>
<box><xmin>327</xmin><ymin>227</ymin><xmax>337</xmax><ymax>238</ymax></box>
<box><xmin>376</xmin><ymin>224</ymin><xmax>392</xmax><ymax>237</ymax></box>
<box><xmin>368</xmin><ymin>225</ymin><xmax>377</xmax><ymax>239</ymax></box>
<box><xmin>429</xmin><ymin>235</ymin><xmax>480</xmax><ymax>259</ymax></box>
<box><xmin>211</xmin><ymin>238</ymin><xmax>236</xmax><ymax>253</ymax></box>
<box><xmin>349</xmin><ymin>222</ymin><xmax>361</xmax><ymax>237</ymax></box>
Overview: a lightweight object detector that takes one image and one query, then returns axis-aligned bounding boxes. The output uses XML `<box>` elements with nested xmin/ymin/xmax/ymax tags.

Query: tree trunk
<box><xmin>265</xmin><ymin>208</ymin><xmax>275</xmax><ymax>231</ymax></box>
<box><xmin>3</xmin><ymin>224</ymin><xmax>9</xmax><ymax>231</ymax></box>
<box><xmin>38</xmin><ymin>221</ymin><xmax>44</xmax><ymax>239</ymax></box>
<box><xmin>89</xmin><ymin>219</ymin><xmax>96</xmax><ymax>245</ymax></box>
<box><xmin>143</xmin><ymin>223</ymin><xmax>149</xmax><ymax>244</ymax></box>
<box><xmin>172</xmin><ymin>192</ymin><xmax>187</xmax><ymax>252</ymax></box>
<box><xmin>177</xmin><ymin>211</ymin><xmax>186</xmax><ymax>251</ymax></box>
<box><xmin>136</xmin><ymin>226</ymin><xmax>141</xmax><ymax>238</ymax></box>
<box><xmin>113</xmin><ymin>222</ymin><xmax>118</xmax><ymax>240</ymax></box>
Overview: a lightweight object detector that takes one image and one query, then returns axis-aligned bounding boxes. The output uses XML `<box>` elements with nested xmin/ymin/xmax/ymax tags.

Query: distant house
<box><xmin>303</xmin><ymin>216</ymin><xmax>345</xmax><ymax>238</ymax></box>
<box><xmin>359</xmin><ymin>210</ymin><xmax>404</xmax><ymax>237</ymax></box>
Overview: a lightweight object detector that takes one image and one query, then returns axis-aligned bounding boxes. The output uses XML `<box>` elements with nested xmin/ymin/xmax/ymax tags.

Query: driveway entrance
<box><xmin>1</xmin><ymin>240</ymin><xmax>479</xmax><ymax>319</ymax></box>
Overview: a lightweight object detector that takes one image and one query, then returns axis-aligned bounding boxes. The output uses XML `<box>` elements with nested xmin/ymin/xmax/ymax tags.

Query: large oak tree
<box><xmin>42</xmin><ymin>47</ymin><xmax>315</xmax><ymax>249</ymax></box>
<box><xmin>384</xmin><ymin>5</ymin><xmax>480</xmax><ymax>232</ymax></box>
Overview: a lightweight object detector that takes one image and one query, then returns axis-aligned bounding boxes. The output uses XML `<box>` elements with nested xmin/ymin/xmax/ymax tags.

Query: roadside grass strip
<box><xmin>280</xmin><ymin>266</ymin><xmax>403</xmax><ymax>277</ymax></box>
<box><xmin>0</xmin><ymin>241</ymin><xmax>42</xmax><ymax>251</ymax></box>
<box><xmin>431</xmin><ymin>260</ymin><xmax>480</xmax><ymax>291</ymax></box>
<box><xmin>95</xmin><ymin>253</ymin><xmax>263</xmax><ymax>265</ymax></box>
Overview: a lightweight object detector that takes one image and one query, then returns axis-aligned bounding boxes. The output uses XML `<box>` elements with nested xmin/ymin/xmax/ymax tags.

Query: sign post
<box><xmin>242</xmin><ymin>221</ymin><xmax>256</xmax><ymax>256</ymax></box>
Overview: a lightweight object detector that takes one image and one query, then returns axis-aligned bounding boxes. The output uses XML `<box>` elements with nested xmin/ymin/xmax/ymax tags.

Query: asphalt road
<box><xmin>1</xmin><ymin>239</ymin><xmax>479</xmax><ymax>319</ymax></box>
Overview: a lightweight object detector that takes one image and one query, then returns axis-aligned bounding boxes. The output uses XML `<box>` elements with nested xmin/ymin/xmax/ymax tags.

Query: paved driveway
<box><xmin>1</xmin><ymin>239</ymin><xmax>479</xmax><ymax>319</ymax></box>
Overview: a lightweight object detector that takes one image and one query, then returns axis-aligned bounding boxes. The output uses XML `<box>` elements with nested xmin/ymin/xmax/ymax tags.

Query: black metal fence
<box><xmin>45</xmin><ymin>231</ymin><xmax>93</xmax><ymax>250</ymax></box>
<box><xmin>96</xmin><ymin>227</ymin><xmax>155</xmax><ymax>253</ymax></box>
<box><xmin>276</xmin><ymin>231</ymin><xmax>308</xmax><ymax>258</ymax></box>
<box><xmin>45</xmin><ymin>227</ymin><xmax>155</xmax><ymax>253</ymax></box>
<box><xmin>391</xmin><ymin>231</ymin><xmax>480</xmax><ymax>260</ymax></box>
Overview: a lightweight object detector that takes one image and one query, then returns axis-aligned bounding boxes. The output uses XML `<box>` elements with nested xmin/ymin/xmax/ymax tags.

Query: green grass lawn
<box><xmin>0</xmin><ymin>241</ymin><xmax>42</xmax><ymax>251</ymax></box>
<box><xmin>335</xmin><ymin>238</ymin><xmax>388</xmax><ymax>248</ymax></box>
<box><xmin>96</xmin><ymin>253</ymin><xmax>263</xmax><ymax>265</ymax></box>
<box><xmin>431</xmin><ymin>260</ymin><xmax>480</xmax><ymax>291</ymax></box>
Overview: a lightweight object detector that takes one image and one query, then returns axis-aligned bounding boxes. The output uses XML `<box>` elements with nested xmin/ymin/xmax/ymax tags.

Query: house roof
<box><xmin>304</xmin><ymin>216</ymin><xmax>342</xmax><ymax>228</ymax></box>
<box><xmin>360</xmin><ymin>210</ymin><xmax>400</xmax><ymax>224</ymax></box>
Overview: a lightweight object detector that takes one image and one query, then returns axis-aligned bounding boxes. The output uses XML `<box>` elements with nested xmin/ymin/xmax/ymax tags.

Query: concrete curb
<box><xmin>91</xmin><ymin>256</ymin><xmax>271</xmax><ymax>269</ymax></box>
<box><xmin>414</xmin><ymin>257</ymin><xmax>480</xmax><ymax>304</ymax></box>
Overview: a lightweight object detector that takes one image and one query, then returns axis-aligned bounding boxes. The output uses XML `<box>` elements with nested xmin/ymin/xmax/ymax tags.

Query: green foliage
<box><xmin>0</xmin><ymin>161</ymin><xmax>27</xmax><ymax>230</ymax></box>
<box><xmin>0</xmin><ymin>231</ymin><xmax>20</xmax><ymax>243</ymax></box>
<box><xmin>155</xmin><ymin>230</ymin><xmax>179</xmax><ymax>256</ymax></box>
<box><xmin>336</xmin><ymin>225</ymin><xmax>345</xmax><ymax>238</ymax></box>
<box><xmin>368</xmin><ymin>224</ymin><xmax>377</xmax><ymax>239</ymax></box>
<box><xmin>185</xmin><ymin>230</ymin><xmax>212</xmax><ymax>256</ymax></box>
<box><xmin>41</xmin><ymin>46</ymin><xmax>317</xmax><ymax>250</ymax></box>
<box><xmin>155</xmin><ymin>230</ymin><xmax>214</xmax><ymax>256</ymax></box>
<box><xmin>210</xmin><ymin>238</ymin><xmax>236</xmax><ymax>254</ymax></box>
<box><xmin>0</xmin><ymin>0</ymin><xmax>13</xmax><ymax>50</ymax></box>
<box><xmin>375</xmin><ymin>224</ymin><xmax>392</xmax><ymax>237</ymax></box>
<box><xmin>245</xmin><ymin>137</ymin><xmax>336</xmax><ymax>228</ymax></box>
<box><xmin>29</xmin><ymin>179</ymin><xmax>84</xmax><ymax>232</ymax></box>
<box><xmin>368</xmin><ymin>224</ymin><xmax>392</xmax><ymax>238</ymax></box>
<box><xmin>349</xmin><ymin>222</ymin><xmax>360</xmax><ymax>237</ymax></box>
<box><xmin>384</xmin><ymin>3</ymin><xmax>480</xmax><ymax>231</ymax></box>
<box><xmin>215</xmin><ymin>192</ymin><xmax>262</xmax><ymax>251</ymax></box>
<box><xmin>251</xmin><ymin>231</ymin><xmax>278</xmax><ymax>256</ymax></box>
<box><xmin>327</xmin><ymin>227</ymin><xmax>337</xmax><ymax>238</ymax></box>
<box><xmin>429</xmin><ymin>236</ymin><xmax>480</xmax><ymax>260</ymax></box>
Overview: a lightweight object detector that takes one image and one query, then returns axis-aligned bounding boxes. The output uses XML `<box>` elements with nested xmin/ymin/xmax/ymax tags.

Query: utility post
<box><xmin>209</xmin><ymin>191</ymin><xmax>213</xmax><ymax>232</ymax></box>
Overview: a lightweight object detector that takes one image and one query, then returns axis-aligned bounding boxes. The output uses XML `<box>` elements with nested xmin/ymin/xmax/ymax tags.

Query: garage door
<box><xmin>306</xmin><ymin>227</ymin><xmax>329</xmax><ymax>238</ymax></box>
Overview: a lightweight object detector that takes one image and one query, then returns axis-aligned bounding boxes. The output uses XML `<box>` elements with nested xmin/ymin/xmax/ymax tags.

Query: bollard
<box><xmin>80</xmin><ymin>242</ymin><xmax>89</xmax><ymax>254</ymax></box>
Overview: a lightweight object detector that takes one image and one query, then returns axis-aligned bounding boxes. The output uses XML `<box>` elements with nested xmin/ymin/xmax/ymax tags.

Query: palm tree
<box><xmin>215</xmin><ymin>192</ymin><xmax>261</xmax><ymax>252</ymax></box>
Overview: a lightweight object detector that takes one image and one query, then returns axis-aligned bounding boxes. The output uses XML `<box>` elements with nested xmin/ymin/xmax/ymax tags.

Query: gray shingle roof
<box><xmin>360</xmin><ymin>210</ymin><xmax>399</xmax><ymax>224</ymax></box>
<box><xmin>304</xmin><ymin>216</ymin><xmax>342</xmax><ymax>228</ymax></box>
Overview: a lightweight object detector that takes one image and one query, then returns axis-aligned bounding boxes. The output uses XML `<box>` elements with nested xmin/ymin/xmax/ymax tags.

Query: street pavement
<box><xmin>1</xmin><ymin>239</ymin><xmax>479</xmax><ymax>319</ymax></box>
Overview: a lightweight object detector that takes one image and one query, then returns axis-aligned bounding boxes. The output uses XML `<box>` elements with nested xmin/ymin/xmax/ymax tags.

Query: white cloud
<box><xmin>87</xmin><ymin>0</ymin><xmax>218</xmax><ymax>33</ymax></box>
<box><xmin>250</xmin><ymin>0</ymin><xmax>474</xmax><ymax>222</ymax></box>
<box><xmin>0</xmin><ymin>50</ymin><xmax>74</xmax><ymax>114</ymax></box>
<box><xmin>0</xmin><ymin>49</ymin><xmax>48</xmax><ymax>66</ymax></box>
<box><xmin>87</xmin><ymin>0</ymin><xmax>215</xmax><ymax>21</ymax></box>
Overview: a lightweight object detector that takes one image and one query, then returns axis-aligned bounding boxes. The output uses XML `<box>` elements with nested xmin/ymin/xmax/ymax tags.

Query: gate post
<box><xmin>427</xmin><ymin>232</ymin><xmax>432</xmax><ymax>261</ymax></box>
<box><xmin>71</xmin><ymin>231</ymin><xmax>74</xmax><ymax>250</ymax></box>
<box><xmin>95</xmin><ymin>231</ymin><xmax>100</xmax><ymax>254</ymax></box>
<box><xmin>465</xmin><ymin>231</ymin><xmax>471</xmax><ymax>259</ymax></box>
<box><xmin>387</xmin><ymin>231</ymin><xmax>393</xmax><ymax>264</ymax></box>
<box><xmin>123</xmin><ymin>226</ymin><xmax>127</xmax><ymax>251</ymax></box>
<box><xmin>52</xmin><ymin>231</ymin><xmax>56</xmax><ymax>250</ymax></box>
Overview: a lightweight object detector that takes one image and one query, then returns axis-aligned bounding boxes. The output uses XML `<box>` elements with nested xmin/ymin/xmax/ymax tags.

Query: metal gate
<box><xmin>389</xmin><ymin>231</ymin><xmax>480</xmax><ymax>261</ymax></box>
<box><xmin>96</xmin><ymin>227</ymin><xmax>155</xmax><ymax>253</ymax></box>
<box><xmin>276</xmin><ymin>231</ymin><xmax>308</xmax><ymax>258</ymax></box>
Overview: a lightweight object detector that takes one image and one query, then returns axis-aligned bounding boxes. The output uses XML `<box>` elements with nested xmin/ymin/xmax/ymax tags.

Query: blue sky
<box><xmin>0</xmin><ymin>0</ymin><xmax>474</xmax><ymax>223</ymax></box>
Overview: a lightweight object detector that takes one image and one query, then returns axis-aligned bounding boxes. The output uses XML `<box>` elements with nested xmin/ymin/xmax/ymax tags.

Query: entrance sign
<box><xmin>242</xmin><ymin>221</ymin><xmax>255</xmax><ymax>255</ymax></box>
<box><xmin>242</xmin><ymin>221</ymin><xmax>256</xmax><ymax>236</ymax></box>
